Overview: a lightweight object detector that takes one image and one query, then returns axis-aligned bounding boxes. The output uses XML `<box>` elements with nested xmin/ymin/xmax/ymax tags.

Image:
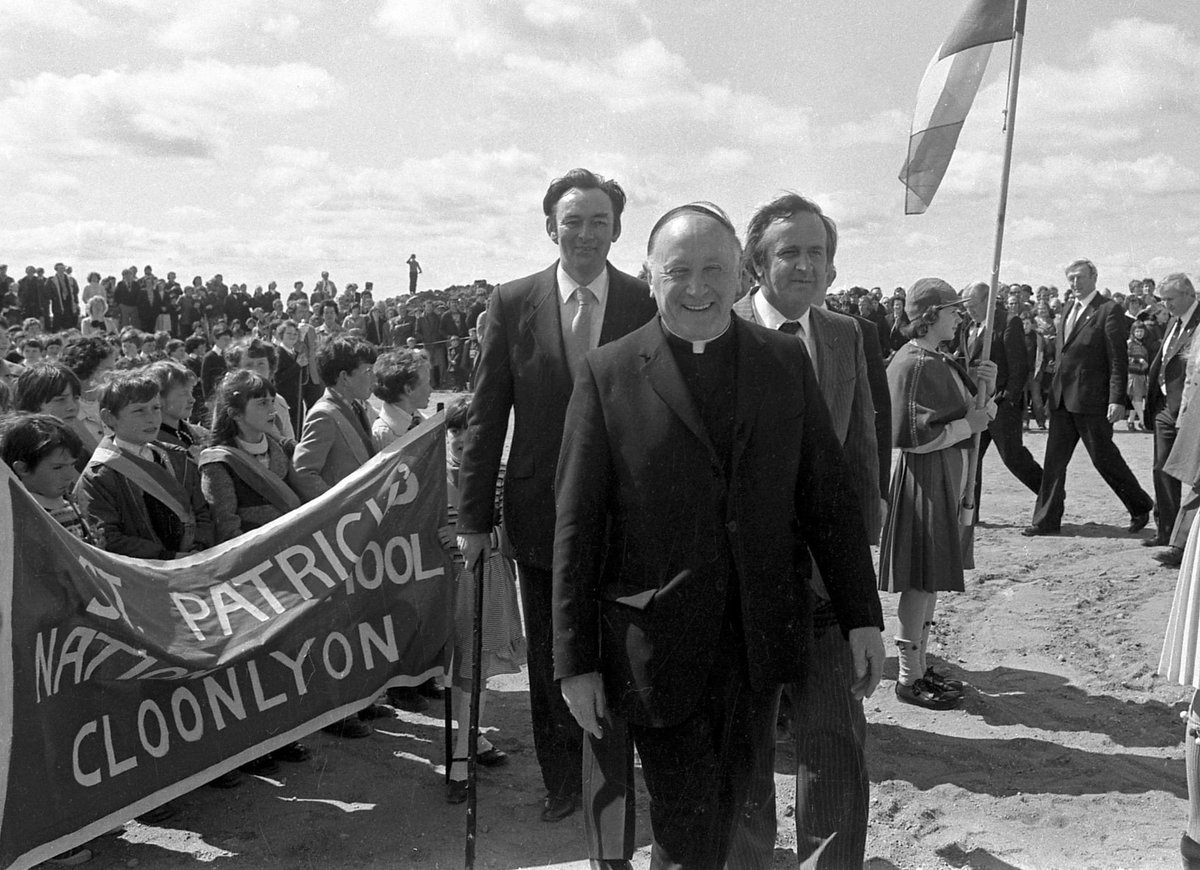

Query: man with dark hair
<box><xmin>1024</xmin><ymin>259</ymin><xmax>1154</xmax><ymax>535</ymax></box>
<box><xmin>457</xmin><ymin>168</ymin><xmax>657</xmax><ymax>860</ymax></box>
<box><xmin>554</xmin><ymin>202</ymin><xmax>883</xmax><ymax>868</ymax></box>
<box><xmin>958</xmin><ymin>281</ymin><xmax>1043</xmax><ymax>506</ymax></box>
<box><xmin>45</xmin><ymin>262</ymin><xmax>80</xmax><ymax>332</ymax></box>
<box><xmin>731</xmin><ymin>191</ymin><xmax>886</xmax><ymax>870</ymax></box>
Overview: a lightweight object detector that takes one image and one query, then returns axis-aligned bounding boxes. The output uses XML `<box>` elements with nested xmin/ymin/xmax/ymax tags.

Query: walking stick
<box><xmin>465</xmin><ymin>554</ymin><xmax>485</xmax><ymax>870</ymax></box>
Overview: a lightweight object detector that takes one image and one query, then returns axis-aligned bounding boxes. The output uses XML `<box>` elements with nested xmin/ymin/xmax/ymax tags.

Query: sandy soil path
<box><xmin>74</xmin><ymin>427</ymin><xmax>1190</xmax><ymax>870</ymax></box>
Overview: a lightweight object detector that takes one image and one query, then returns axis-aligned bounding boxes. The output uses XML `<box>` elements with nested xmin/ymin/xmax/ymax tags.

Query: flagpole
<box><xmin>961</xmin><ymin>0</ymin><xmax>1028</xmax><ymax>526</ymax></box>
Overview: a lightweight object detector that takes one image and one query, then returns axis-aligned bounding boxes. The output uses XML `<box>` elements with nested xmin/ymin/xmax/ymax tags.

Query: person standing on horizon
<box><xmin>407</xmin><ymin>254</ymin><xmax>422</xmax><ymax>295</ymax></box>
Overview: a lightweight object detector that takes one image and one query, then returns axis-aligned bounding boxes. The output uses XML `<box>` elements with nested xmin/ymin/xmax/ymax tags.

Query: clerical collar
<box><xmin>660</xmin><ymin>317</ymin><xmax>733</xmax><ymax>354</ymax></box>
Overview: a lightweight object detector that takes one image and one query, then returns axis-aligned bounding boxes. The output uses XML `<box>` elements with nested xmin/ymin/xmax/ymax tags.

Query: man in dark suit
<box><xmin>554</xmin><ymin>203</ymin><xmax>885</xmax><ymax>869</ymax></box>
<box><xmin>1144</xmin><ymin>273</ymin><xmax>1200</xmax><ymax>566</ymax></box>
<box><xmin>1024</xmin><ymin>259</ymin><xmax>1154</xmax><ymax>536</ymax></box>
<box><xmin>959</xmin><ymin>282</ymin><xmax>1043</xmax><ymax>506</ymax></box>
<box><xmin>45</xmin><ymin>262</ymin><xmax>80</xmax><ymax>332</ymax></box>
<box><xmin>457</xmin><ymin>169</ymin><xmax>657</xmax><ymax>861</ymax></box>
<box><xmin>364</xmin><ymin>300</ymin><xmax>393</xmax><ymax>347</ymax></box>
<box><xmin>728</xmin><ymin>193</ymin><xmax>885</xmax><ymax>869</ymax></box>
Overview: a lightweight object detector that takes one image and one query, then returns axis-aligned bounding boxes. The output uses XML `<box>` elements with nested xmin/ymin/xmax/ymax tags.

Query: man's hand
<box><xmin>560</xmin><ymin>671</ymin><xmax>607</xmax><ymax>739</ymax></box>
<box><xmin>1106</xmin><ymin>403</ymin><xmax>1124</xmax><ymax>424</ymax></box>
<box><xmin>456</xmin><ymin>532</ymin><xmax>491</xmax><ymax>569</ymax></box>
<box><xmin>847</xmin><ymin>627</ymin><xmax>885</xmax><ymax>700</ymax></box>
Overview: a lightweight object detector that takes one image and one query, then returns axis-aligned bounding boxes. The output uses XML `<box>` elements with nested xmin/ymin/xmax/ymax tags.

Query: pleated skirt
<box><xmin>878</xmin><ymin>446</ymin><xmax>972</xmax><ymax>594</ymax></box>
<box><xmin>1159</xmin><ymin>512</ymin><xmax>1200</xmax><ymax>688</ymax></box>
<box><xmin>451</xmin><ymin>549</ymin><xmax>528</xmax><ymax>688</ymax></box>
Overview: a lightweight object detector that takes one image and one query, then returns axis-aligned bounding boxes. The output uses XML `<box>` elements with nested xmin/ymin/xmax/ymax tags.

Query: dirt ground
<box><xmin>74</xmin><ymin>426</ymin><xmax>1192</xmax><ymax>870</ymax></box>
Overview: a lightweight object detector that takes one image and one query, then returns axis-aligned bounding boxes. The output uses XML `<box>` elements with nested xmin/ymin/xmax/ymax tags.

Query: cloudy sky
<box><xmin>1</xmin><ymin>0</ymin><xmax>1196</xmax><ymax>298</ymax></box>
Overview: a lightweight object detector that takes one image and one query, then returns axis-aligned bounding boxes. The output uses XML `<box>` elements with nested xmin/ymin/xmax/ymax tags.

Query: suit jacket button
<box><xmin>726</xmin><ymin>520</ymin><xmax>738</xmax><ymax>533</ymax></box>
<box><xmin>715</xmin><ymin>579</ymin><xmax>727</xmax><ymax>592</ymax></box>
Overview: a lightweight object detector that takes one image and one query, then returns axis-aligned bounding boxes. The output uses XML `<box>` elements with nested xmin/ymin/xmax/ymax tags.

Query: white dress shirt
<box><xmin>557</xmin><ymin>262</ymin><xmax>610</xmax><ymax>353</ymax></box>
<box><xmin>752</xmin><ymin>292</ymin><xmax>817</xmax><ymax>372</ymax></box>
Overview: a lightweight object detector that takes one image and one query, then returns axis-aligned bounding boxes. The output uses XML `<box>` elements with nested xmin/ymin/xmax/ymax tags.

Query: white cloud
<box><xmin>828</xmin><ymin>109</ymin><xmax>909</xmax><ymax>148</ymax></box>
<box><xmin>0</xmin><ymin>0</ymin><xmax>105</xmax><ymax>38</ymax></box>
<box><xmin>1009</xmin><ymin>217</ymin><xmax>1057</xmax><ymax>242</ymax></box>
<box><xmin>0</xmin><ymin>61</ymin><xmax>338</xmax><ymax>162</ymax></box>
<box><xmin>904</xmin><ymin>231</ymin><xmax>939</xmax><ymax>249</ymax></box>
<box><xmin>152</xmin><ymin>0</ymin><xmax>315</xmax><ymax>53</ymax></box>
<box><xmin>699</xmin><ymin>147</ymin><xmax>752</xmax><ymax>175</ymax></box>
<box><xmin>374</xmin><ymin>0</ymin><xmax>648</xmax><ymax>58</ymax></box>
<box><xmin>497</xmin><ymin>38</ymin><xmax>812</xmax><ymax>146</ymax></box>
<box><xmin>1021</xmin><ymin>153</ymin><xmax>1200</xmax><ymax>196</ymax></box>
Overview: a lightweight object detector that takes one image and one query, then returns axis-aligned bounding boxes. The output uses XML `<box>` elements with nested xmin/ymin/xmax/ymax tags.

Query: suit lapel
<box><xmin>598</xmin><ymin>265</ymin><xmax>649</xmax><ymax>346</ymax></box>
<box><xmin>810</xmin><ymin>308</ymin><xmax>838</xmax><ymax>387</ymax></box>
<box><xmin>520</xmin><ymin>264</ymin><xmax>572</xmax><ymax>386</ymax></box>
<box><xmin>1065</xmin><ymin>297</ymin><xmax>1100</xmax><ymax>347</ymax></box>
<box><xmin>640</xmin><ymin>325</ymin><xmax>717</xmax><ymax>460</ymax></box>
<box><xmin>732</xmin><ymin>320</ymin><xmax>768</xmax><ymax>471</ymax></box>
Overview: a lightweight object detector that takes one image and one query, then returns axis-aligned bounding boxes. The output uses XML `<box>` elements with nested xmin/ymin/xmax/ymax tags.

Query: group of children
<box><xmin>0</xmin><ymin>333</ymin><xmax>525</xmax><ymax>864</ymax></box>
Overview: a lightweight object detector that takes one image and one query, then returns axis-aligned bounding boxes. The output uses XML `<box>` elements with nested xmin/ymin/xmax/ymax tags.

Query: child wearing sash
<box><xmin>198</xmin><ymin>370</ymin><xmax>313</xmax><ymax>770</ymax></box>
<box><xmin>74</xmin><ymin>371</ymin><xmax>214</xmax><ymax>560</ymax></box>
<box><xmin>223</xmin><ymin>338</ymin><xmax>297</xmax><ymax>442</ymax></box>
<box><xmin>199</xmin><ymin>370</ymin><xmax>306</xmax><ymax>541</ymax></box>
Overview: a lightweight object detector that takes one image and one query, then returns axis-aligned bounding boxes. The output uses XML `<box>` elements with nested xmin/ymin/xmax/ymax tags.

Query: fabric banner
<box><xmin>899</xmin><ymin>0</ymin><xmax>1015</xmax><ymax>215</ymax></box>
<box><xmin>0</xmin><ymin>417</ymin><xmax>454</xmax><ymax>870</ymax></box>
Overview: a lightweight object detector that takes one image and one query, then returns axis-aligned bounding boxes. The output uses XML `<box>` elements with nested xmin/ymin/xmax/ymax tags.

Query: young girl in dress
<box><xmin>198</xmin><ymin>370</ymin><xmax>312</xmax><ymax>770</ymax></box>
<box><xmin>879</xmin><ymin>279</ymin><xmax>995</xmax><ymax>710</ymax></box>
<box><xmin>1126</xmin><ymin>321</ymin><xmax>1150</xmax><ymax>431</ymax></box>
<box><xmin>443</xmin><ymin>398</ymin><xmax>526</xmax><ymax>803</ymax></box>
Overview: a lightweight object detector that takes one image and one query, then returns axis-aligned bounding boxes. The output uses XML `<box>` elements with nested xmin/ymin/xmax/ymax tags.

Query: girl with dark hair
<box><xmin>878</xmin><ymin>279</ymin><xmax>995</xmax><ymax>711</ymax></box>
<box><xmin>199</xmin><ymin>370</ymin><xmax>305</xmax><ymax>543</ymax></box>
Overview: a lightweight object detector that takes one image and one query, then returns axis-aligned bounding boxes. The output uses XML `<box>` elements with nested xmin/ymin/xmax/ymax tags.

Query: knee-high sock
<box><xmin>897</xmin><ymin>590</ymin><xmax>931</xmax><ymax>686</ymax></box>
<box><xmin>920</xmin><ymin>592</ymin><xmax>940</xmax><ymax>675</ymax></box>
<box><xmin>1186</xmin><ymin>690</ymin><xmax>1200</xmax><ymax>844</ymax></box>
<box><xmin>450</xmin><ymin>686</ymin><xmax>490</xmax><ymax>781</ymax></box>
<box><xmin>894</xmin><ymin>637</ymin><xmax>920</xmax><ymax>686</ymax></box>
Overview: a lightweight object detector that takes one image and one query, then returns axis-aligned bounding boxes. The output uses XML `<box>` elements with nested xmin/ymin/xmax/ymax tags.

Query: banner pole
<box><xmin>464</xmin><ymin>556</ymin><xmax>485</xmax><ymax>870</ymax></box>
<box><xmin>961</xmin><ymin>0</ymin><xmax>1028</xmax><ymax>526</ymax></box>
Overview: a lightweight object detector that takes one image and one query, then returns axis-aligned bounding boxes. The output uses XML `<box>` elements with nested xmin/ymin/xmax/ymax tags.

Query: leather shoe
<box><xmin>1021</xmin><ymin>524</ymin><xmax>1059</xmax><ymax>537</ymax></box>
<box><xmin>475</xmin><ymin>747</ymin><xmax>508</xmax><ymax>767</ymax></box>
<box><xmin>1155</xmin><ymin>546</ymin><xmax>1185</xmax><ymax>568</ymax></box>
<box><xmin>446</xmin><ymin>779</ymin><xmax>469</xmax><ymax>805</ymax></box>
<box><xmin>895</xmin><ymin>678</ymin><xmax>961</xmax><ymax>710</ymax></box>
<box><xmin>923</xmin><ymin>667</ymin><xmax>964</xmax><ymax>695</ymax></box>
<box><xmin>1142</xmin><ymin>535</ymin><xmax>1169</xmax><ymax>547</ymax></box>
<box><xmin>1128</xmin><ymin>511</ymin><xmax>1151</xmax><ymax>533</ymax></box>
<box><xmin>541</xmin><ymin>791</ymin><xmax>580</xmax><ymax>822</ymax></box>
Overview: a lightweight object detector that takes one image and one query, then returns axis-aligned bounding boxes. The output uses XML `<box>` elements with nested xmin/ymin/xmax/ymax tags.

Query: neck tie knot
<box><xmin>779</xmin><ymin>320</ymin><xmax>802</xmax><ymax>336</ymax></box>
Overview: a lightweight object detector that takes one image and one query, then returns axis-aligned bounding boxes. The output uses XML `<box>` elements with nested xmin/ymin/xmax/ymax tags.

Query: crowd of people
<box><xmin>3</xmin><ymin>165</ymin><xmax>1200</xmax><ymax>869</ymax></box>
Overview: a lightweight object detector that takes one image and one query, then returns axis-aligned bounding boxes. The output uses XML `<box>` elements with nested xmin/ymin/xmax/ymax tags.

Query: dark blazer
<box><xmin>733</xmin><ymin>295</ymin><xmax>884</xmax><ymax>537</ymax></box>
<box><xmin>1050</xmin><ymin>294</ymin><xmax>1131</xmax><ymax>415</ymax></box>
<box><xmin>364</xmin><ymin>312</ymin><xmax>392</xmax><ymax>347</ymax></box>
<box><xmin>956</xmin><ymin>306</ymin><xmax>1027</xmax><ymax>400</ymax></box>
<box><xmin>552</xmin><ymin>317</ymin><xmax>882</xmax><ymax>727</ymax></box>
<box><xmin>1147</xmin><ymin>305</ymin><xmax>1200</xmax><ymax>421</ymax></box>
<box><xmin>458</xmin><ymin>262</ymin><xmax>657</xmax><ymax>568</ymax></box>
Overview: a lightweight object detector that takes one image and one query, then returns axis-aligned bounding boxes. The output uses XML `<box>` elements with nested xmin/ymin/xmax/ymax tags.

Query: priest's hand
<box><xmin>561</xmin><ymin>671</ymin><xmax>607</xmax><ymax>739</ymax></box>
<box><xmin>848</xmin><ymin>627</ymin><xmax>885</xmax><ymax>700</ymax></box>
